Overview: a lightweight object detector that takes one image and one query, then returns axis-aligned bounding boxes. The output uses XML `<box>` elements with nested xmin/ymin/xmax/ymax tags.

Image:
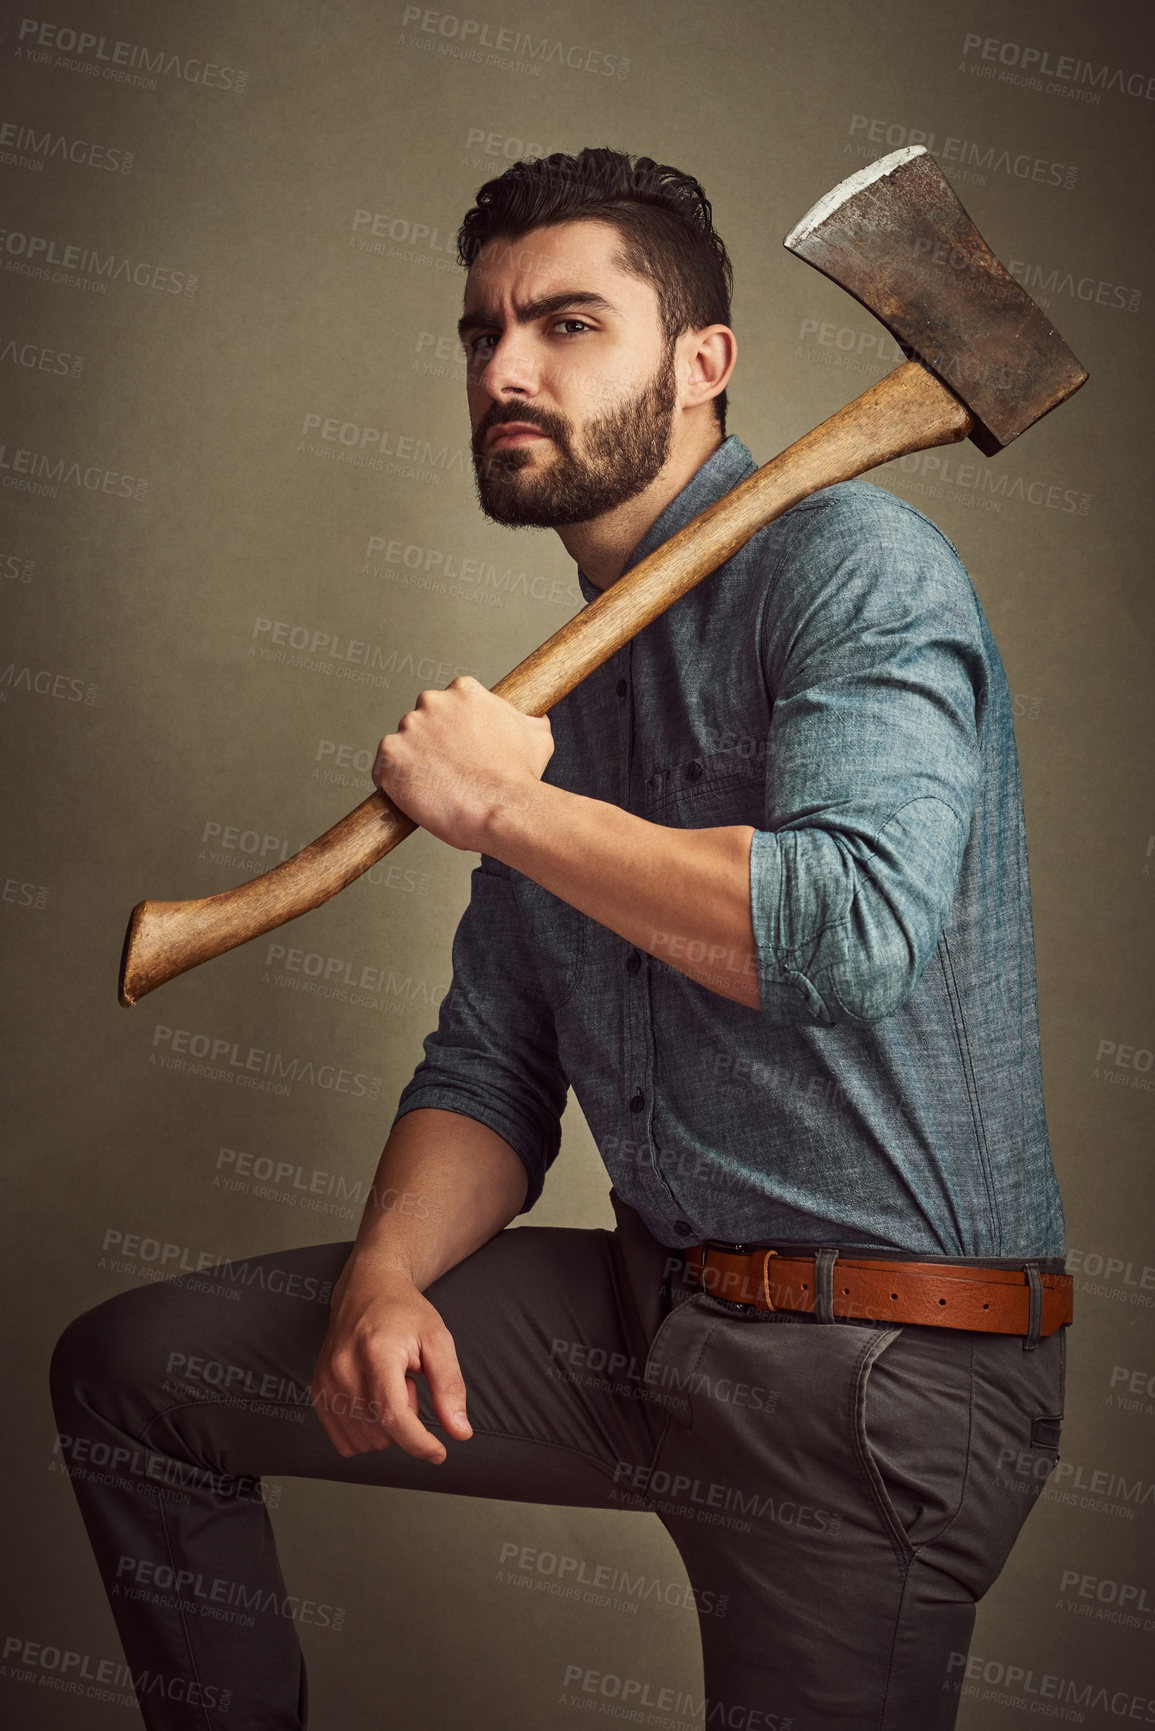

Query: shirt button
<box><xmin>674</xmin><ymin>1220</ymin><xmax>693</xmax><ymax>1236</ymax></box>
<box><xmin>625</xmin><ymin>950</ymin><xmax>642</xmax><ymax>975</ymax></box>
<box><xmin>616</xmin><ymin>679</ymin><xmax>628</xmax><ymax>697</ymax></box>
<box><xmin>629</xmin><ymin>1091</ymin><xmax>645</xmax><ymax>1113</ymax></box>
<box><xmin>684</xmin><ymin>760</ymin><xmax>703</xmax><ymax>781</ymax></box>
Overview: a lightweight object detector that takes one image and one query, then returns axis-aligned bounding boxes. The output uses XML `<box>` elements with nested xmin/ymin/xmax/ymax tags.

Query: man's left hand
<box><xmin>373</xmin><ymin>676</ymin><xmax>554</xmax><ymax>851</ymax></box>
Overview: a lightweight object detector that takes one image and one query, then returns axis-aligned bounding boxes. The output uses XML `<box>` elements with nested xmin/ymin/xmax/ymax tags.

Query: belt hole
<box><xmin>891</xmin><ymin>1292</ymin><xmax>898</xmax><ymax>1300</ymax></box>
<box><xmin>983</xmin><ymin>1303</ymin><xmax>989</xmax><ymax>1310</ymax></box>
<box><xmin>801</xmin><ymin>1283</ymin><xmax>808</xmax><ymax>1292</ymax></box>
<box><xmin>938</xmin><ymin>1298</ymin><xmax>947</xmax><ymax>1306</ymax></box>
<box><xmin>842</xmin><ymin>1287</ymin><xmax>850</xmax><ymax>1295</ymax></box>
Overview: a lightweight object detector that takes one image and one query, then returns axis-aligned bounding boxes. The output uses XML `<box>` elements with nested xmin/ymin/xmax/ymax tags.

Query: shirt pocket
<box><xmin>641</xmin><ymin>746</ymin><xmax>767</xmax><ymax>828</ymax></box>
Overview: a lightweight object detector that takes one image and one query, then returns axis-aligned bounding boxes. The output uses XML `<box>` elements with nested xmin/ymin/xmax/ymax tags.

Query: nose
<box><xmin>474</xmin><ymin>327</ymin><xmax>538</xmax><ymax>403</ymax></box>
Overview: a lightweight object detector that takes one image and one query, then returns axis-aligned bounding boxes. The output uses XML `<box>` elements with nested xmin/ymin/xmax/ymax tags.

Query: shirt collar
<box><xmin>576</xmin><ymin>435</ymin><xmax>757</xmax><ymax>604</ymax></box>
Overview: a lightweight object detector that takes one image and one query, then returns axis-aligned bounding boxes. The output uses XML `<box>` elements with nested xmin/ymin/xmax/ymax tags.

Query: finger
<box><xmin>310</xmin><ymin>1369</ymin><xmax>390</xmax><ymax>1457</ymax></box>
<box><xmin>366</xmin><ymin>1352</ymin><xmax>450</xmax><ymax>1463</ymax></box>
<box><xmin>311</xmin><ymin>1381</ymin><xmax>370</xmax><ymax>1458</ymax></box>
<box><xmin>422</xmin><ymin>1327</ymin><xmax>472</xmax><ymax>1440</ymax></box>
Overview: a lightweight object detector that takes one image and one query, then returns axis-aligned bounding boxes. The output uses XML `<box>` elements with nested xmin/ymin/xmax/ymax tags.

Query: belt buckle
<box><xmin>695</xmin><ymin>1242</ymin><xmax>735</xmax><ymax>1299</ymax></box>
<box><xmin>696</xmin><ymin>1242</ymin><xmax>777</xmax><ymax>1311</ymax></box>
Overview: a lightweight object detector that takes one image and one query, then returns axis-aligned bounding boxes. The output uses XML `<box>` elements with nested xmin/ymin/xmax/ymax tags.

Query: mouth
<box><xmin>484</xmin><ymin>423</ymin><xmax>552</xmax><ymax>451</ymax></box>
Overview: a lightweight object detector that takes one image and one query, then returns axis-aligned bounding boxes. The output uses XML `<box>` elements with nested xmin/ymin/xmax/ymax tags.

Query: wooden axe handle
<box><xmin>119</xmin><ymin>360</ymin><xmax>971</xmax><ymax>1005</ymax></box>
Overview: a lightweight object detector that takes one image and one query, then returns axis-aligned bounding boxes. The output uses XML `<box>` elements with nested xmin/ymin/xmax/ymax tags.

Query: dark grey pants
<box><xmin>50</xmin><ymin>1192</ymin><xmax>1065</xmax><ymax>1730</ymax></box>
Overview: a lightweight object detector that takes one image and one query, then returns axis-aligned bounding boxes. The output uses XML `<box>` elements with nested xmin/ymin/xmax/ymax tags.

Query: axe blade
<box><xmin>784</xmin><ymin>145</ymin><xmax>1088</xmax><ymax>452</ymax></box>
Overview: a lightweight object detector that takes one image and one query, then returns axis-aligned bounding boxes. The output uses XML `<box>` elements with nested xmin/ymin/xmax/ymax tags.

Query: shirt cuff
<box><xmin>392</xmin><ymin>1085</ymin><xmax>558</xmax><ymax>1214</ymax></box>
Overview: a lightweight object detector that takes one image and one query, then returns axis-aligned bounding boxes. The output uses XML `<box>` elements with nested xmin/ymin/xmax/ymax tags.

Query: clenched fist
<box><xmin>373</xmin><ymin>676</ymin><xmax>554</xmax><ymax>852</ymax></box>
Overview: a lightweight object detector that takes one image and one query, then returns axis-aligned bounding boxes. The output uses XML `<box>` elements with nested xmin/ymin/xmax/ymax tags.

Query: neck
<box><xmin>557</xmin><ymin>420</ymin><xmax>725</xmax><ymax>590</ymax></box>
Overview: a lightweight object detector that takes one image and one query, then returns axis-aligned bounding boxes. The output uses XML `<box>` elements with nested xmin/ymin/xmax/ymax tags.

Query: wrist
<box><xmin>336</xmin><ymin>1246</ymin><xmax>419</xmax><ymax>1309</ymax></box>
<box><xmin>481</xmin><ymin>775</ymin><xmax>562</xmax><ymax>865</ymax></box>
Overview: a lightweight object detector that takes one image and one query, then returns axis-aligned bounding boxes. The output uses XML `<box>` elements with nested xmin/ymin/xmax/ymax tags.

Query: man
<box><xmin>53</xmin><ymin>149</ymin><xmax>1069</xmax><ymax>1730</ymax></box>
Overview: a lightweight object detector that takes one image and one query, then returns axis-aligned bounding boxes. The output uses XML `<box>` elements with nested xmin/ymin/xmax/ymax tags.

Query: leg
<box><xmin>50</xmin><ymin>1208</ymin><xmax>671</xmax><ymax>1730</ymax></box>
<box><xmin>637</xmin><ymin>1286</ymin><xmax>1065</xmax><ymax>1729</ymax></box>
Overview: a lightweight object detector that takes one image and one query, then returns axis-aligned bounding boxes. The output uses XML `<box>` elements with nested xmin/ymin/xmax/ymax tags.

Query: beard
<box><xmin>471</xmin><ymin>343</ymin><xmax>678</xmax><ymax>528</ymax></box>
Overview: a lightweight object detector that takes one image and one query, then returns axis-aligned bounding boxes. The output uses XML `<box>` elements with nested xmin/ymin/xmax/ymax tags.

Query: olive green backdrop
<box><xmin>3</xmin><ymin>0</ymin><xmax>1152</xmax><ymax>1724</ymax></box>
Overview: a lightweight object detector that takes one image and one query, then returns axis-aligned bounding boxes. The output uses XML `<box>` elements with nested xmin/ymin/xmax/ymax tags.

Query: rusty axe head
<box><xmin>784</xmin><ymin>145</ymin><xmax>1088</xmax><ymax>454</ymax></box>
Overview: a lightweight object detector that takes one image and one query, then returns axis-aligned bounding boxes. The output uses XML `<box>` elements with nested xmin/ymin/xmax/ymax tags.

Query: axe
<box><xmin>119</xmin><ymin>145</ymin><xmax>1087</xmax><ymax>1006</ymax></box>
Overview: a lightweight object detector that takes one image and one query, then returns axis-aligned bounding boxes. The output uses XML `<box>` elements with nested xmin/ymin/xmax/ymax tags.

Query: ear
<box><xmin>677</xmin><ymin>324</ymin><xmax>737</xmax><ymax>411</ymax></box>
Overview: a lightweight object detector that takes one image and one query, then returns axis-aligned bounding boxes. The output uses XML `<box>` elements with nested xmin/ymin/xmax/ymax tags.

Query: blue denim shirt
<box><xmin>395</xmin><ymin>437</ymin><xmax>1065</xmax><ymax>1259</ymax></box>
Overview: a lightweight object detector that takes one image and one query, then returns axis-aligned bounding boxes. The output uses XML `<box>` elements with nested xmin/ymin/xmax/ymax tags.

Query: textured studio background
<box><xmin>2</xmin><ymin>0</ymin><xmax>1153</xmax><ymax>1725</ymax></box>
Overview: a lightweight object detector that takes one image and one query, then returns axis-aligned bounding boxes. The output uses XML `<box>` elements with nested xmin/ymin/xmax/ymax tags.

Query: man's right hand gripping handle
<box><xmin>309</xmin><ymin>1107</ymin><xmax>530</xmax><ymax>1462</ymax></box>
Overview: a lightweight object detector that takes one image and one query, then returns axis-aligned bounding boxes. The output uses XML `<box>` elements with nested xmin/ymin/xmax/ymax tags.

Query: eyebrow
<box><xmin>457</xmin><ymin>291</ymin><xmax>618</xmax><ymax>341</ymax></box>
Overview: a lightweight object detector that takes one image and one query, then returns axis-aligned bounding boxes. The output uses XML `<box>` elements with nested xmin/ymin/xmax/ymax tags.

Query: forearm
<box><xmin>348</xmin><ymin>1106</ymin><xmax>529</xmax><ymax>1292</ymax></box>
<box><xmin>485</xmin><ymin>782</ymin><xmax>762</xmax><ymax>1009</ymax></box>
<box><xmin>373</xmin><ymin>675</ymin><xmax>761</xmax><ymax>1009</ymax></box>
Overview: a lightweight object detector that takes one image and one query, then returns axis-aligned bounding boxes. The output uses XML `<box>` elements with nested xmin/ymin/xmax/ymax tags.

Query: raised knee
<box><xmin>49</xmin><ymin>1286</ymin><xmax>168</xmax><ymax>1435</ymax></box>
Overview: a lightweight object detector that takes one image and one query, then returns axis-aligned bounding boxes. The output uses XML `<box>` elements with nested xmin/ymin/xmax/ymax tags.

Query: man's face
<box><xmin>459</xmin><ymin>220</ymin><xmax>678</xmax><ymax>528</ymax></box>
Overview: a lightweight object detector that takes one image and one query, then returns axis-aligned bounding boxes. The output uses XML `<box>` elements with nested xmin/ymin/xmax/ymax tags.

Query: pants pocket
<box><xmin>856</xmin><ymin>1325</ymin><xmax>975</xmax><ymax>1555</ymax></box>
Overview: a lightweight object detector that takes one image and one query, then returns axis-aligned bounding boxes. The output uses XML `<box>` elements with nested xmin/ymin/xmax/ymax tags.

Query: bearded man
<box><xmin>52</xmin><ymin>149</ymin><xmax>1069</xmax><ymax>1731</ymax></box>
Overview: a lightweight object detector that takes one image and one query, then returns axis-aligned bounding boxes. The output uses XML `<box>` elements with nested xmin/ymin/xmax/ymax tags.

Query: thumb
<box><xmin>422</xmin><ymin>1328</ymin><xmax>472</xmax><ymax>1439</ymax></box>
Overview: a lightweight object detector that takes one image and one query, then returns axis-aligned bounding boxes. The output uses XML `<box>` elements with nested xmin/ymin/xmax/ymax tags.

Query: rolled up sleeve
<box><xmin>393</xmin><ymin>854</ymin><xmax>569</xmax><ymax>1212</ymax></box>
<box><xmin>749</xmin><ymin>485</ymin><xmax>985</xmax><ymax>1026</ymax></box>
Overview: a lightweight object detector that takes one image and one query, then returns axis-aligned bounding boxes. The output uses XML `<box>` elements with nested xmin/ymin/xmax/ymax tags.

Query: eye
<box><xmin>464</xmin><ymin>333</ymin><xmax>499</xmax><ymax>358</ymax></box>
<box><xmin>554</xmin><ymin>318</ymin><xmax>592</xmax><ymax>336</ymax></box>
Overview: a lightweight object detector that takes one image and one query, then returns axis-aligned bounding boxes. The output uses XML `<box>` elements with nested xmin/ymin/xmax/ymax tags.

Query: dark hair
<box><xmin>457</xmin><ymin>147</ymin><xmax>734</xmax><ymax>433</ymax></box>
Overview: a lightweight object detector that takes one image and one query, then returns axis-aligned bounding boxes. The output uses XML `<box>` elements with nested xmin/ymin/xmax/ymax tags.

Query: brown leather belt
<box><xmin>682</xmin><ymin>1243</ymin><xmax>1073</xmax><ymax>1338</ymax></box>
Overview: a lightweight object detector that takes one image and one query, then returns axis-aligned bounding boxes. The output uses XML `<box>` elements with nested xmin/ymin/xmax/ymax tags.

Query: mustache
<box><xmin>471</xmin><ymin>401</ymin><xmax>573</xmax><ymax>460</ymax></box>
